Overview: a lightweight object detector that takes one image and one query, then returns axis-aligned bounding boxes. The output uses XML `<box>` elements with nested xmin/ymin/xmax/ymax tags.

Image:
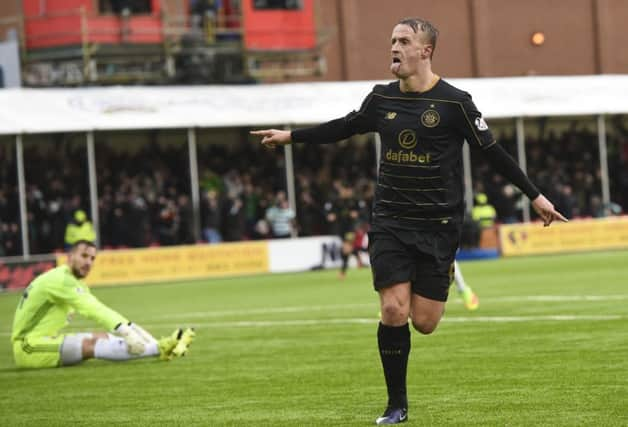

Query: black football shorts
<box><xmin>368</xmin><ymin>227</ymin><xmax>459</xmax><ymax>301</ymax></box>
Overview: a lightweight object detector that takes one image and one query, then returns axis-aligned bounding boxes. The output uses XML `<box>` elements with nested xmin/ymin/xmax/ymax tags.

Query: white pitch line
<box><xmin>0</xmin><ymin>314</ymin><xmax>623</xmax><ymax>337</ymax></box>
<box><xmin>484</xmin><ymin>295</ymin><xmax>628</xmax><ymax>302</ymax></box>
<box><xmin>157</xmin><ymin>303</ymin><xmax>375</xmax><ymax>319</ymax></box>
<box><xmin>134</xmin><ymin>314</ymin><xmax>627</xmax><ymax>329</ymax></box>
<box><xmin>144</xmin><ymin>295</ymin><xmax>628</xmax><ymax>321</ymax></box>
<box><xmin>442</xmin><ymin>314</ymin><xmax>625</xmax><ymax>322</ymax></box>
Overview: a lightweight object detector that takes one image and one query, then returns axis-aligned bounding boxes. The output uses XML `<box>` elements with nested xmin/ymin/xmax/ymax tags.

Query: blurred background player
<box><xmin>324</xmin><ymin>183</ymin><xmax>370</xmax><ymax>278</ymax></box>
<box><xmin>451</xmin><ymin>261</ymin><xmax>479</xmax><ymax>311</ymax></box>
<box><xmin>11</xmin><ymin>240</ymin><xmax>195</xmax><ymax>369</ymax></box>
<box><xmin>339</xmin><ymin>222</ymin><xmax>370</xmax><ymax>279</ymax></box>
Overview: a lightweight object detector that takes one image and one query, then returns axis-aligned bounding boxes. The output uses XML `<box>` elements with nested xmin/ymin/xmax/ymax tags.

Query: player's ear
<box><xmin>421</xmin><ymin>45</ymin><xmax>433</xmax><ymax>60</ymax></box>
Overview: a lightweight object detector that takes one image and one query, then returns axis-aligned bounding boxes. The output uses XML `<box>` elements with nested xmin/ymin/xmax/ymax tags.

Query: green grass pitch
<box><xmin>1</xmin><ymin>250</ymin><xmax>627</xmax><ymax>426</ymax></box>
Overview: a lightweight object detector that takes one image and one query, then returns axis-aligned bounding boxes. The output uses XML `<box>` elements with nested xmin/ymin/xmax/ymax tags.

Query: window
<box><xmin>253</xmin><ymin>0</ymin><xmax>302</xmax><ymax>10</ymax></box>
<box><xmin>100</xmin><ymin>0</ymin><xmax>152</xmax><ymax>14</ymax></box>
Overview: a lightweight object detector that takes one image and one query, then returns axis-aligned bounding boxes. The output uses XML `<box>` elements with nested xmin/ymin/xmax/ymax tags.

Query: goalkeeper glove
<box><xmin>114</xmin><ymin>322</ymin><xmax>153</xmax><ymax>355</ymax></box>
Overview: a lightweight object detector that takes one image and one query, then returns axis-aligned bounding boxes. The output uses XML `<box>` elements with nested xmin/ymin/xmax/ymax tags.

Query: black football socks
<box><xmin>340</xmin><ymin>252</ymin><xmax>349</xmax><ymax>273</ymax></box>
<box><xmin>377</xmin><ymin>322</ymin><xmax>410</xmax><ymax>409</ymax></box>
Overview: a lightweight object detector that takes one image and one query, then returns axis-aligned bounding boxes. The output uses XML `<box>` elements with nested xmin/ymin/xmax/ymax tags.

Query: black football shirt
<box><xmin>292</xmin><ymin>78</ymin><xmax>535</xmax><ymax>231</ymax></box>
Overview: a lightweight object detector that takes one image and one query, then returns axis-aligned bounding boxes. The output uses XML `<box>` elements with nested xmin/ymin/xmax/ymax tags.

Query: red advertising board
<box><xmin>0</xmin><ymin>257</ymin><xmax>57</xmax><ymax>291</ymax></box>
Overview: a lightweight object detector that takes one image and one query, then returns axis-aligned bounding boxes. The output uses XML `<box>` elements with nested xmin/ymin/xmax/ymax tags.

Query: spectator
<box><xmin>177</xmin><ymin>194</ymin><xmax>196</xmax><ymax>244</ymax></box>
<box><xmin>471</xmin><ymin>193</ymin><xmax>497</xmax><ymax>229</ymax></box>
<box><xmin>64</xmin><ymin>210</ymin><xmax>96</xmax><ymax>248</ymax></box>
<box><xmin>265</xmin><ymin>191</ymin><xmax>295</xmax><ymax>238</ymax></box>
<box><xmin>127</xmin><ymin>192</ymin><xmax>149</xmax><ymax>247</ymax></box>
<box><xmin>223</xmin><ymin>196</ymin><xmax>245</xmax><ymax>241</ymax></box>
<box><xmin>498</xmin><ymin>184</ymin><xmax>522</xmax><ymax>224</ymax></box>
<box><xmin>242</xmin><ymin>181</ymin><xmax>262</xmax><ymax>238</ymax></box>
<box><xmin>252</xmin><ymin>218</ymin><xmax>271</xmax><ymax>240</ymax></box>
<box><xmin>297</xmin><ymin>189</ymin><xmax>324</xmax><ymax>236</ymax></box>
<box><xmin>555</xmin><ymin>184</ymin><xmax>577</xmax><ymax>220</ymax></box>
<box><xmin>201</xmin><ymin>189</ymin><xmax>223</xmax><ymax>243</ymax></box>
<box><xmin>155</xmin><ymin>196</ymin><xmax>178</xmax><ymax>246</ymax></box>
<box><xmin>109</xmin><ymin>192</ymin><xmax>130</xmax><ymax>247</ymax></box>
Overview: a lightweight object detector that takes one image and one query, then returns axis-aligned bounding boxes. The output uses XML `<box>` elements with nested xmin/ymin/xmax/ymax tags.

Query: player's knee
<box><xmin>60</xmin><ymin>333</ymin><xmax>96</xmax><ymax>365</ymax></box>
<box><xmin>81</xmin><ymin>336</ymin><xmax>101</xmax><ymax>359</ymax></box>
<box><xmin>411</xmin><ymin>317</ymin><xmax>439</xmax><ymax>335</ymax></box>
<box><xmin>82</xmin><ymin>332</ymin><xmax>110</xmax><ymax>359</ymax></box>
<box><xmin>380</xmin><ymin>301</ymin><xmax>409</xmax><ymax>323</ymax></box>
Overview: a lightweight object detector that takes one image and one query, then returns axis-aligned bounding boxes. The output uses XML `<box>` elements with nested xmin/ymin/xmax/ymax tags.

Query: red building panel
<box><xmin>23</xmin><ymin>0</ymin><xmax>94</xmax><ymax>16</ymax></box>
<box><xmin>23</xmin><ymin>0</ymin><xmax>163</xmax><ymax>49</ymax></box>
<box><xmin>242</xmin><ymin>0</ymin><xmax>316</xmax><ymax>51</ymax></box>
<box><xmin>83</xmin><ymin>16</ymin><xmax>123</xmax><ymax>44</ymax></box>
<box><xmin>126</xmin><ymin>16</ymin><xmax>163</xmax><ymax>43</ymax></box>
<box><xmin>25</xmin><ymin>14</ymin><xmax>84</xmax><ymax>48</ymax></box>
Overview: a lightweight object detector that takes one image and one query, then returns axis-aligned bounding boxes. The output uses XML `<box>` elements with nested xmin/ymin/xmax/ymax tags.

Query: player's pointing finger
<box><xmin>553</xmin><ymin>210</ymin><xmax>568</xmax><ymax>223</ymax></box>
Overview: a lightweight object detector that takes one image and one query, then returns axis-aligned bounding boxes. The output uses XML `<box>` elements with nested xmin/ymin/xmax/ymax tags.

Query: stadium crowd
<box><xmin>1</xmin><ymin>120</ymin><xmax>626</xmax><ymax>257</ymax></box>
<box><xmin>471</xmin><ymin>119</ymin><xmax>628</xmax><ymax>223</ymax></box>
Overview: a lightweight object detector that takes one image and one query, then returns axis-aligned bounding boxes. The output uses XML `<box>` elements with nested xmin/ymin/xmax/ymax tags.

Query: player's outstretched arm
<box><xmin>250</xmin><ymin>129</ymin><xmax>292</xmax><ymax>149</ymax></box>
<box><xmin>531</xmin><ymin>194</ymin><xmax>568</xmax><ymax>227</ymax></box>
<box><xmin>479</xmin><ymin>144</ymin><xmax>567</xmax><ymax>227</ymax></box>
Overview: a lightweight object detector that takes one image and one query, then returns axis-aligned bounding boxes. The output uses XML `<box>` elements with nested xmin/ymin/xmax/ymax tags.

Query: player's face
<box><xmin>390</xmin><ymin>24</ymin><xmax>432</xmax><ymax>78</ymax></box>
<box><xmin>68</xmin><ymin>244</ymin><xmax>97</xmax><ymax>278</ymax></box>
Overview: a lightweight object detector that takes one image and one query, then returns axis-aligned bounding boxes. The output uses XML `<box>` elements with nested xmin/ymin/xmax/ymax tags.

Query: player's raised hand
<box><xmin>531</xmin><ymin>194</ymin><xmax>568</xmax><ymax>227</ymax></box>
<box><xmin>250</xmin><ymin>129</ymin><xmax>292</xmax><ymax>148</ymax></box>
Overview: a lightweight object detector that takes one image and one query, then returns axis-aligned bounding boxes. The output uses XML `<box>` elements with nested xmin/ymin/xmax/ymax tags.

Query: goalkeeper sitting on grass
<box><xmin>11</xmin><ymin>240</ymin><xmax>195</xmax><ymax>369</ymax></box>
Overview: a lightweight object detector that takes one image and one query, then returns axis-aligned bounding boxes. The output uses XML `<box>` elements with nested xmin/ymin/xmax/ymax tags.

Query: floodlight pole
<box><xmin>597</xmin><ymin>115</ymin><xmax>611</xmax><ymax>210</ymax></box>
<box><xmin>16</xmin><ymin>134</ymin><xmax>29</xmax><ymax>259</ymax></box>
<box><xmin>187</xmin><ymin>127</ymin><xmax>201</xmax><ymax>242</ymax></box>
<box><xmin>516</xmin><ymin>117</ymin><xmax>531</xmax><ymax>223</ymax></box>
<box><xmin>86</xmin><ymin>131</ymin><xmax>100</xmax><ymax>248</ymax></box>
<box><xmin>283</xmin><ymin>126</ymin><xmax>297</xmax><ymax>238</ymax></box>
<box><xmin>462</xmin><ymin>141</ymin><xmax>473</xmax><ymax>214</ymax></box>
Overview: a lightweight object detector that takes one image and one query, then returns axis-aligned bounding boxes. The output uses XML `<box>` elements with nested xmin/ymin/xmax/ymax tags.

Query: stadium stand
<box><xmin>1</xmin><ymin>121</ymin><xmax>625</xmax><ymax>256</ymax></box>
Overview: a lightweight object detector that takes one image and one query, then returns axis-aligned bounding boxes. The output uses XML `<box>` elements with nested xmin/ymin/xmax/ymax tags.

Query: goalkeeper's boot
<box><xmin>158</xmin><ymin>328</ymin><xmax>182</xmax><ymax>361</ymax></box>
<box><xmin>376</xmin><ymin>407</ymin><xmax>408</xmax><ymax>425</ymax></box>
<box><xmin>460</xmin><ymin>286</ymin><xmax>479</xmax><ymax>311</ymax></box>
<box><xmin>171</xmin><ymin>328</ymin><xmax>196</xmax><ymax>357</ymax></box>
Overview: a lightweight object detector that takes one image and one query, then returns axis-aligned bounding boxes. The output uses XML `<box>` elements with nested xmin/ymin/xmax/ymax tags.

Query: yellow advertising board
<box><xmin>499</xmin><ymin>216</ymin><xmax>628</xmax><ymax>257</ymax></box>
<box><xmin>57</xmin><ymin>241</ymin><xmax>269</xmax><ymax>286</ymax></box>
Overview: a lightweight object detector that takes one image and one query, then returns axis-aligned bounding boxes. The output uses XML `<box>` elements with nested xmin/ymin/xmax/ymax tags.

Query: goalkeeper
<box><xmin>11</xmin><ymin>240</ymin><xmax>195</xmax><ymax>369</ymax></box>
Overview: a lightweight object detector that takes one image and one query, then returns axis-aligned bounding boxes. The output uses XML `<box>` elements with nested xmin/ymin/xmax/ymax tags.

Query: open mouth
<box><xmin>391</xmin><ymin>57</ymin><xmax>402</xmax><ymax>73</ymax></box>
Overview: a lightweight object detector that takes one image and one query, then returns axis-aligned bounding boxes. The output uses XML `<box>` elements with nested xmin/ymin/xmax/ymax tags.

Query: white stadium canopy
<box><xmin>1</xmin><ymin>74</ymin><xmax>628</xmax><ymax>135</ymax></box>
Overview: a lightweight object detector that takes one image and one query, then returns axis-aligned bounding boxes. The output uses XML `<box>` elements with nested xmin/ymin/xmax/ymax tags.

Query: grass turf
<box><xmin>1</xmin><ymin>250</ymin><xmax>627</xmax><ymax>426</ymax></box>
